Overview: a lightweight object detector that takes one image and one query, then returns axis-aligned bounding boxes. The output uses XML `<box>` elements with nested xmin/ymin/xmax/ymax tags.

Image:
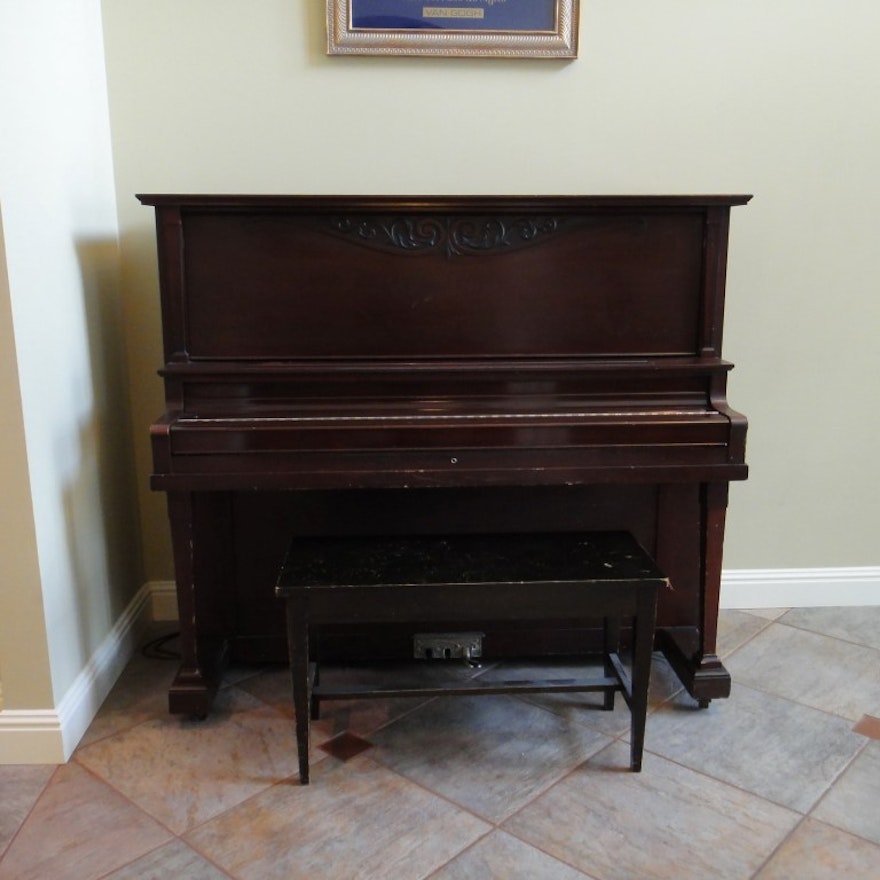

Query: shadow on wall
<box><xmin>64</xmin><ymin>237</ymin><xmax>143</xmax><ymax>659</ymax></box>
<box><xmin>113</xmin><ymin>220</ymin><xmax>174</xmax><ymax>583</ymax></box>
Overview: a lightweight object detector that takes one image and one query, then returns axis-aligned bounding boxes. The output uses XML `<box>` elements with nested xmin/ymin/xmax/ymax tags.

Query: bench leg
<box><xmin>286</xmin><ymin>598</ymin><xmax>311</xmax><ymax>785</ymax></box>
<box><xmin>629</xmin><ymin>592</ymin><xmax>658</xmax><ymax>772</ymax></box>
<box><xmin>310</xmin><ymin>658</ymin><xmax>321</xmax><ymax>720</ymax></box>
<box><xmin>602</xmin><ymin>615</ymin><xmax>620</xmax><ymax>711</ymax></box>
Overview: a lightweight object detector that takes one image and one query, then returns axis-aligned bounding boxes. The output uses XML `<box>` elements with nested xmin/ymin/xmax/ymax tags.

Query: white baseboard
<box><xmin>149</xmin><ymin>568</ymin><xmax>880</xmax><ymax>623</ymax></box>
<box><xmin>0</xmin><ymin>584</ymin><xmax>152</xmax><ymax>764</ymax></box>
<box><xmin>3</xmin><ymin>569</ymin><xmax>874</xmax><ymax>764</ymax></box>
<box><xmin>721</xmin><ymin>566</ymin><xmax>880</xmax><ymax>609</ymax></box>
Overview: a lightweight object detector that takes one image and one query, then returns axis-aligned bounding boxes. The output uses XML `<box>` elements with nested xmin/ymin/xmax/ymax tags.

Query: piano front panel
<box><xmin>180</xmin><ymin>209</ymin><xmax>706</xmax><ymax>360</ymax></box>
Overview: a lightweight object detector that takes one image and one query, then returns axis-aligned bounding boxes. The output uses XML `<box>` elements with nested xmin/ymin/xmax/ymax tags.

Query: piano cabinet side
<box><xmin>164</xmin><ymin>490</ymin><xmax>234</xmax><ymax>716</ymax></box>
<box><xmin>655</xmin><ymin>480</ymin><xmax>733</xmax><ymax>706</ymax></box>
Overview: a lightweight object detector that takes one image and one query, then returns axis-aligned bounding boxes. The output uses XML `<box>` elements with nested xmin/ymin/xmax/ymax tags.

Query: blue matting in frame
<box><xmin>351</xmin><ymin>0</ymin><xmax>557</xmax><ymax>32</ymax></box>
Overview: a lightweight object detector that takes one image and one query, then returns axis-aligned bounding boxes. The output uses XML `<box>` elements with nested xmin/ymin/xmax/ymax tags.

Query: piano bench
<box><xmin>275</xmin><ymin>531</ymin><xmax>664</xmax><ymax>784</ymax></box>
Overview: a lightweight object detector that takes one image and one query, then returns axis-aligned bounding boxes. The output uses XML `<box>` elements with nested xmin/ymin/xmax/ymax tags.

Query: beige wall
<box><xmin>0</xmin><ymin>0</ymin><xmax>141</xmax><ymax>735</ymax></box>
<box><xmin>100</xmin><ymin>0</ymin><xmax>880</xmax><ymax>577</ymax></box>
<box><xmin>0</xmin><ymin>207</ymin><xmax>54</xmax><ymax>711</ymax></box>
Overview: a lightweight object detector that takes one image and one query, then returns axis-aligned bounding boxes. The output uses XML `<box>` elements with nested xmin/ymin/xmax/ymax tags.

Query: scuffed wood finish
<box><xmin>138</xmin><ymin>194</ymin><xmax>750</xmax><ymax>715</ymax></box>
<box><xmin>276</xmin><ymin>531</ymin><xmax>663</xmax><ymax>781</ymax></box>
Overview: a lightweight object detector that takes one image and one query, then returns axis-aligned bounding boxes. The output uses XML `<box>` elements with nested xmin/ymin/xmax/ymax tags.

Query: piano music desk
<box><xmin>276</xmin><ymin>531</ymin><xmax>664</xmax><ymax>784</ymax></box>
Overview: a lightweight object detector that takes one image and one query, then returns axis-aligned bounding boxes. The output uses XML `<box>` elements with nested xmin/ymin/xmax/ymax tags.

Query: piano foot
<box><xmin>655</xmin><ymin>628</ymin><xmax>731</xmax><ymax>705</ymax></box>
<box><xmin>166</xmin><ymin>638</ymin><xmax>230</xmax><ymax>717</ymax></box>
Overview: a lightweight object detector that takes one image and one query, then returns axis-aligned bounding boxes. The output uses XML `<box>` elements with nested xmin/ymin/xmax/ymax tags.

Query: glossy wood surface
<box><xmin>138</xmin><ymin>194</ymin><xmax>750</xmax><ymax>716</ymax></box>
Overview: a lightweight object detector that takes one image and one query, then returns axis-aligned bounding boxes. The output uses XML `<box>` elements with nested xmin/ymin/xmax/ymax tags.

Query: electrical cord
<box><xmin>141</xmin><ymin>631</ymin><xmax>180</xmax><ymax>660</ymax></box>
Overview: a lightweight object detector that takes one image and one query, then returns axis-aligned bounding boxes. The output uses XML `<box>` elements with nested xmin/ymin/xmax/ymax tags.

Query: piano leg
<box><xmin>655</xmin><ymin>481</ymin><xmax>732</xmax><ymax>706</ymax></box>
<box><xmin>165</xmin><ymin>491</ymin><xmax>232</xmax><ymax>717</ymax></box>
<box><xmin>656</xmin><ymin>628</ymin><xmax>730</xmax><ymax>706</ymax></box>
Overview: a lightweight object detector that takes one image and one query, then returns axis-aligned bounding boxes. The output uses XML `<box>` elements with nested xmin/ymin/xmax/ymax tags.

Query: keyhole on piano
<box><xmin>450</xmin><ymin>457</ymin><xmax>458</xmax><ymax>464</ymax></box>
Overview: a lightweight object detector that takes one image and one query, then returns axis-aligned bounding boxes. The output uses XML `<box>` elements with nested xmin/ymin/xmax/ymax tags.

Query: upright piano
<box><xmin>139</xmin><ymin>194</ymin><xmax>750</xmax><ymax>716</ymax></box>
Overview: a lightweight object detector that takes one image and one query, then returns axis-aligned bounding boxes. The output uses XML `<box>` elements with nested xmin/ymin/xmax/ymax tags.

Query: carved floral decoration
<box><xmin>328</xmin><ymin>215</ymin><xmax>570</xmax><ymax>257</ymax></box>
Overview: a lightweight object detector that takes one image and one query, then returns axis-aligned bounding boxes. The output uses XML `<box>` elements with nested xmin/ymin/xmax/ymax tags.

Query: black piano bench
<box><xmin>275</xmin><ymin>531</ymin><xmax>665</xmax><ymax>784</ymax></box>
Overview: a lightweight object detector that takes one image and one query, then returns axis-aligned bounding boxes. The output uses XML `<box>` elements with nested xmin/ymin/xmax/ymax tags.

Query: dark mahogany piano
<box><xmin>138</xmin><ymin>194</ymin><xmax>750</xmax><ymax>716</ymax></box>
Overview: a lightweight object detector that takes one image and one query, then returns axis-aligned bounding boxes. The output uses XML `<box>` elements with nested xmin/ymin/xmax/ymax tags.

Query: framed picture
<box><xmin>326</xmin><ymin>0</ymin><xmax>579</xmax><ymax>58</ymax></box>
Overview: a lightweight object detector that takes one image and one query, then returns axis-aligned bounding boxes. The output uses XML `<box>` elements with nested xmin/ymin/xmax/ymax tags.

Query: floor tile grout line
<box><xmin>0</xmin><ymin>765</ymin><xmax>61</xmax><ymax>869</ymax></box>
<box><xmin>494</xmin><ymin>823</ymin><xmax>602</xmax><ymax>880</ymax></box>
<box><xmin>420</xmin><ymin>826</ymin><xmax>496</xmax><ymax>880</ymax></box>
<box><xmin>355</xmin><ymin>692</ymin><xmax>626</xmax><ymax>831</ymax></box>
<box><xmin>70</xmin><ymin>756</ymin><xmax>185</xmax><ymax>839</ymax></box>
<box><xmin>802</xmin><ymin>734</ymin><xmax>873</xmax><ymax>834</ymax></box>
<box><xmin>307</xmin><ymin>659</ymin><xmax>506</xmax><ymax>742</ymax></box>
<box><xmin>182</xmin><ymin>816</ymin><xmax>267</xmax><ymax>880</ymax></box>
<box><xmin>72</xmin><ymin>708</ymin><xmax>160</xmax><ymax>753</ymax></box>
<box><xmin>90</xmin><ymin>843</ymin><xmax>166</xmax><ymax>880</ymax></box>
<box><xmin>266</xmin><ymin>752</ymin><xmax>504</xmax><ymax>876</ymax></box>
<box><xmin>775</xmin><ymin>615</ymin><xmax>880</xmax><ymax>654</ymax></box>
<box><xmin>362</xmin><ymin>688</ymin><xmax>626</xmax><ymax>823</ymax></box>
<box><xmin>0</xmin><ymin>760</ymin><xmax>195</xmax><ymax>880</ymax></box>
<box><xmin>801</xmin><ymin>813</ymin><xmax>880</xmax><ymax>851</ymax></box>
<box><xmin>778</xmin><ymin>615</ymin><xmax>880</xmax><ymax>654</ymax></box>
<box><xmin>497</xmin><ymin>736</ymin><xmax>622</xmax><ymax>829</ymax></box>
<box><xmin>637</xmin><ymin>739</ymin><xmax>821</xmax><ymax>818</ymax></box>
<box><xmin>637</xmin><ymin>699</ymin><xmax>880</xmax><ymax>835</ymax></box>
<box><xmin>89</xmin><ymin>837</ymin><xmax>238</xmax><ymax>880</ymax></box>
<box><xmin>728</xmin><ymin>677</ymin><xmax>874</xmax><ymax>731</ymax></box>
<box><xmin>496</xmin><ymin>740</ymin><xmax>625</xmax><ymax>880</ymax></box>
<box><xmin>728</xmin><ymin>614</ymin><xmax>880</xmax><ymax>697</ymax></box>
<box><xmin>172</xmin><ymin>768</ymin><xmax>302</xmax><ymax>838</ymax></box>
<box><xmin>747</xmin><ymin>812</ymin><xmax>810</xmax><ymax>879</ymax></box>
<box><xmin>749</xmin><ymin>812</ymin><xmax>880</xmax><ymax>880</ymax></box>
<box><xmin>358</xmin><ymin>742</ymin><xmax>508</xmax><ymax>828</ymax></box>
<box><xmin>6</xmin><ymin>609</ymin><xmax>877</xmax><ymax>877</ymax></box>
<box><xmin>716</xmin><ymin>615</ymin><xmax>776</xmax><ymax>661</ymax></box>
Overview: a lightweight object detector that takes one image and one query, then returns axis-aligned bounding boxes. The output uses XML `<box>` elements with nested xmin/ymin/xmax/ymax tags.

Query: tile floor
<box><xmin>1</xmin><ymin>606</ymin><xmax>879</xmax><ymax>879</ymax></box>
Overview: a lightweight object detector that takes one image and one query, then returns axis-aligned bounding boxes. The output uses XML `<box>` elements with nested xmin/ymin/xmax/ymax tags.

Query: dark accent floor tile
<box><xmin>853</xmin><ymin>713</ymin><xmax>880</xmax><ymax>739</ymax></box>
<box><xmin>319</xmin><ymin>731</ymin><xmax>373</xmax><ymax>761</ymax></box>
